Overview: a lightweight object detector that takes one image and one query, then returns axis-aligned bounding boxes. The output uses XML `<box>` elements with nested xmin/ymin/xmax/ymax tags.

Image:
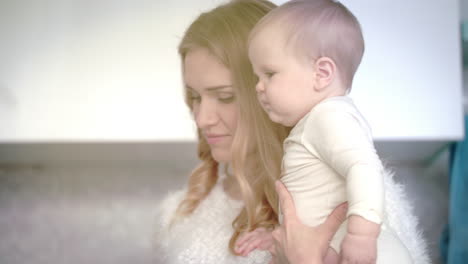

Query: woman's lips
<box><xmin>205</xmin><ymin>135</ymin><xmax>228</xmax><ymax>144</ymax></box>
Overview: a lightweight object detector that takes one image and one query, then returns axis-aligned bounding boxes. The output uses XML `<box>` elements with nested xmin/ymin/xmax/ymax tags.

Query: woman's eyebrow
<box><xmin>186</xmin><ymin>85</ymin><xmax>233</xmax><ymax>92</ymax></box>
<box><xmin>206</xmin><ymin>85</ymin><xmax>233</xmax><ymax>91</ymax></box>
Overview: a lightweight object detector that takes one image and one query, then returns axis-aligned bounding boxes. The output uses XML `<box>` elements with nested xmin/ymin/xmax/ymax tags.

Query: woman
<box><xmin>154</xmin><ymin>1</ymin><xmax>289</xmax><ymax>263</ymax></box>
<box><xmin>154</xmin><ymin>0</ymin><xmax>428</xmax><ymax>263</ymax></box>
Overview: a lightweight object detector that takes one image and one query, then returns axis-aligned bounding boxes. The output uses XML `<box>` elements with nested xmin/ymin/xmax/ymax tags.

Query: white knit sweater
<box><xmin>154</xmin><ymin>170</ymin><xmax>429</xmax><ymax>264</ymax></box>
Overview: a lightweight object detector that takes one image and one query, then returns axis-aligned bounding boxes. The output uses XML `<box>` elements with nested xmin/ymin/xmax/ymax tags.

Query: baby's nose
<box><xmin>255</xmin><ymin>81</ymin><xmax>264</xmax><ymax>93</ymax></box>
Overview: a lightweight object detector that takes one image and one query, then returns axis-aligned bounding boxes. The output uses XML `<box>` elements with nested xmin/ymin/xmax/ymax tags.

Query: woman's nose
<box><xmin>195</xmin><ymin>100</ymin><xmax>219</xmax><ymax>129</ymax></box>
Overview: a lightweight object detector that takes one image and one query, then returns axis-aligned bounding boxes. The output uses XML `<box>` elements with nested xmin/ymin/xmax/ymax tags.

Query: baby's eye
<box><xmin>265</xmin><ymin>72</ymin><xmax>275</xmax><ymax>78</ymax></box>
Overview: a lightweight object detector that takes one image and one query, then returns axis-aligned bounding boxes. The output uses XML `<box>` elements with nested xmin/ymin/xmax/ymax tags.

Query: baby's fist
<box><xmin>340</xmin><ymin>233</ymin><xmax>377</xmax><ymax>264</ymax></box>
<box><xmin>235</xmin><ymin>227</ymin><xmax>274</xmax><ymax>257</ymax></box>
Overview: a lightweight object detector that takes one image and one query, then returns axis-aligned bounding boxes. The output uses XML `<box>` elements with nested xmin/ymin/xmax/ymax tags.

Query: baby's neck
<box><xmin>323</xmin><ymin>83</ymin><xmax>348</xmax><ymax>99</ymax></box>
<box><xmin>290</xmin><ymin>85</ymin><xmax>348</xmax><ymax>128</ymax></box>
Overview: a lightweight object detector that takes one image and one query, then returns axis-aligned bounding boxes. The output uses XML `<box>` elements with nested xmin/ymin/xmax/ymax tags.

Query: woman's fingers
<box><xmin>272</xmin><ymin>182</ymin><xmax>348</xmax><ymax>264</ymax></box>
<box><xmin>321</xmin><ymin>202</ymin><xmax>348</xmax><ymax>240</ymax></box>
<box><xmin>275</xmin><ymin>180</ymin><xmax>297</xmax><ymax>226</ymax></box>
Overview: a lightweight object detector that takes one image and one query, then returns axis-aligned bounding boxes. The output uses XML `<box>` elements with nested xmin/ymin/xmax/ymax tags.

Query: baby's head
<box><xmin>248</xmin><ymin>0</ymin><xmax>364</xmax><ymax>126</ymax></box>
<box><xmin>250</xmin><ymin>0</ymin><xmax>364</xmax><ymax>89</ymax></box>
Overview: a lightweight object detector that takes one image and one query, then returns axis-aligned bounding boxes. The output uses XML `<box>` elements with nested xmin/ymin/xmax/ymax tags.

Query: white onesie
<box><xmin>280</xmin><ymin>96</ymin><xmax>412</xmax><ymax>263</ymax></box>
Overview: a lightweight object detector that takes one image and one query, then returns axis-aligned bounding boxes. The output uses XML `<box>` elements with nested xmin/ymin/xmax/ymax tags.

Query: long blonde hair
<box><xmin>174</xmin><ymin>0</ymin><xmax>290</xmax><ymax>255</ymax></box>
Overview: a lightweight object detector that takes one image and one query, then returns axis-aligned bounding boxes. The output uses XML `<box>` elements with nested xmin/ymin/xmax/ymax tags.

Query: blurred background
<box><xmin>0</xmin><ymin>0</ymin><xmax>466</xmax><ymax>263</ymax></box>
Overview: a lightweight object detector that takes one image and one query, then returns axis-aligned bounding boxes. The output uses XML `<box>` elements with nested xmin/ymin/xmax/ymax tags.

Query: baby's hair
<box><xmin>250</xmin><ymin>0</ymin><xmax>364</xmax><ymax>89</ymax></box>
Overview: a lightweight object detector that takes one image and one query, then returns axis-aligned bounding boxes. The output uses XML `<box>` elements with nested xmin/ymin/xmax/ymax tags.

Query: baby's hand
<box><xmin>340</xmin><ymin>232</ymin><xmax>377</xmax><ymax>264</ymax></box>
<box><xmin>235</xmin><ymin>227</ymin><xmax>274</xmax><ymax>257</ymax></box>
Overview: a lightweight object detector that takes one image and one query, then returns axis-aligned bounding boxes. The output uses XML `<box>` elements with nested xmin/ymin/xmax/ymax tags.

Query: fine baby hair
<box><xmin>249</xmin><ymin>0</ymin><xmax>365</xmax><ymax>90</ymax></box>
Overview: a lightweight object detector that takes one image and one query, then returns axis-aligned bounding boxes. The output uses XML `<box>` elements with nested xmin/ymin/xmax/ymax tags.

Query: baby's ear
<box><xmin>313</xmin><ymin>57</ymin><xmax>336</xmax><ymax>91</ymax></box>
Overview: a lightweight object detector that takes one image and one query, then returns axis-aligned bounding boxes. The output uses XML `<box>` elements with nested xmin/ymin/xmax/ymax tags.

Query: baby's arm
<box><xmin>305</xmin><ymin>105</ymin><xmax>384</xmax><ymax>263</ymax></box>
<box><xmin>235</xmin><ymin>227</ymin><xmax>275</xmax><ymax>257</ymax></box>
<box><xmin>235</xmin><ymin>227</ymin><xmax>273</xmax><ymax>257</ymax></box>
<box><xmin>340</xmin><ymin>215</ymin><xmax>380</xmax><ymax>264</ymax></box>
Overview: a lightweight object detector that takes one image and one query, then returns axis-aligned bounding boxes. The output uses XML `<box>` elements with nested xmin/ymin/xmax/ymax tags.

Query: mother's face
<box><xmin>183</xmin><ymin>48</ymin><xmax>239</xmax><ymax>163</ymax></box>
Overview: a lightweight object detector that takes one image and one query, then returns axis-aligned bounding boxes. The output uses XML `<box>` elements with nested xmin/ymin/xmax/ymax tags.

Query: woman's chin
<box><xmin>211</xmin><ymin>148</ymin><xmax>232</xmax><ymax>163</ymax></box>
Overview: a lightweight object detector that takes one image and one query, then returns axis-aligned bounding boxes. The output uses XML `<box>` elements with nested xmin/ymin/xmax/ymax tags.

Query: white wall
<box><xmin>0</xmin><ymin>0</ymin><xmax>464</xmax><ymax>142</ymax></box>
<box><xmin>0</xmin><ymin>0</ymin><xmax>228</xmax><ymax>142</ymax></box>
<box><xmin>343</xmin><ymin>0</ymin><xmax>463</xmax><ymax>140</ymax></box>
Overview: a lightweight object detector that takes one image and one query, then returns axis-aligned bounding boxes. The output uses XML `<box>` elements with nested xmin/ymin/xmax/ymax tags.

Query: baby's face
<box><xmin>248</xmin><ymin>29</ymin><xmax>323</xmax><ymax>127</ymax></box>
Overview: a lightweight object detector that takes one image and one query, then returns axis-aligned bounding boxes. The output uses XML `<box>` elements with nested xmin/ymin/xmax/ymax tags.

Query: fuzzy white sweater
<box><xmin>154</xmin><ymin>171</ymin><xmax>430</xmax><ymax>264</ymax></box>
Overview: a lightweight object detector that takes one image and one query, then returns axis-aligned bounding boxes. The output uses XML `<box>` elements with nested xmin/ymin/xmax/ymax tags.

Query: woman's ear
<box><xmin>313</xmin><ymin>57</ymin><xmax>336</xmax><ymax>91</ymax></box>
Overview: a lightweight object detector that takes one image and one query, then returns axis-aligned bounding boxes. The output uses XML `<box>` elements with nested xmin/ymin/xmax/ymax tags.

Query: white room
<box><xmin>0</xmin><ymin>0</ymin><xmax>466</xmax><ymax>263</ymax></box>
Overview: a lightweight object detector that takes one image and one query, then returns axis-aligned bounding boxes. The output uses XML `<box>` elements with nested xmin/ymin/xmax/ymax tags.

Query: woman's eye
<box><xmin>218</xmin><ymin>93</ymin><xmax>235</xmax><ymax>103</ymax></box>
<box><xmin>189</xmin><ymin>94</ymin><xmax>201</xmax><ymax>102</ymax></box>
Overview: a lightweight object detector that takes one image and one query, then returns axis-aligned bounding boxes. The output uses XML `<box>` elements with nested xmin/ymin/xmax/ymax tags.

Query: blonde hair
<box><xmin>174</xmin><ymin>0</ymin><xmax>290</xmax><ymax>255</ymax></box>
<box><xmin>250</xmin><ymin>0</ymin><xmax>365</xmax><ymax>89</ymax></box>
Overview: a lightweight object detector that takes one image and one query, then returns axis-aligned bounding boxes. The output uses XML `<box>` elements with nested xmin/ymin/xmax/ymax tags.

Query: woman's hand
<box><xmin>269</xmin><ymin>181</ymin><xmax>348</xmax><ymax>264</ymax></box>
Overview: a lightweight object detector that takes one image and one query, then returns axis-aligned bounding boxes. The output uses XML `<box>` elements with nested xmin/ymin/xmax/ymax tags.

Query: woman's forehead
<box><xmin>183</xmin><ymin>49</ymin><xmax>232</xmax><ymax>92</ymax></box>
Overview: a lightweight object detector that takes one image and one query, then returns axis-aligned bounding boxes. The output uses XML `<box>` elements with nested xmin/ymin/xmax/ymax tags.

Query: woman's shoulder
<box><xmin>156</xmin><ymin>188</ymin><xmax>186</xmax><ymax>228</ymax></box>
<box><xmin>153</xmin><ymin>181</ymin><xmax>234</xmax><ymax>234</ymax></box>
<box><xmin>153</xmin><ymin>187</ymin><xmax>186</xmax><ymax>255</ymax></box>
<box><xmin>155</xmin><ymin>178</ymin><xmax>239</xmax><ymax>227</ymax></box>
<box><xmin>153</xmin><ymin>182</ymin><xmax>270</xmax><ymax>263</ymax></box>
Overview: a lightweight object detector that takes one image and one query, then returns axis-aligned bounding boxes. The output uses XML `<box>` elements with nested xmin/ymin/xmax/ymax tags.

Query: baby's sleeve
<box><xmin>302</xmin><ymin>107</ymin><xmax>384</xmax><ymax>224</ymax></box>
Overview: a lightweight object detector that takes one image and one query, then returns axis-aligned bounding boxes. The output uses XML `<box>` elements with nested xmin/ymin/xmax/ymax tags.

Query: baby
<box><xmin>235</xmin><ymin>0</ymin><xmax>412</xmax><ymax>263</ymax></box>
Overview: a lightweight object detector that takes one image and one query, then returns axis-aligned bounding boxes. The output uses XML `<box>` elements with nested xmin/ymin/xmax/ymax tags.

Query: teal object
<box><xmin>462</xmin><ymin>22</ymin><xmax>468</xmax><ymax>67</ymax></box>
<box><xmin>440</xmin><ymin>115</ymin><xmax>468</xmax><ymax>264</ymax></box>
